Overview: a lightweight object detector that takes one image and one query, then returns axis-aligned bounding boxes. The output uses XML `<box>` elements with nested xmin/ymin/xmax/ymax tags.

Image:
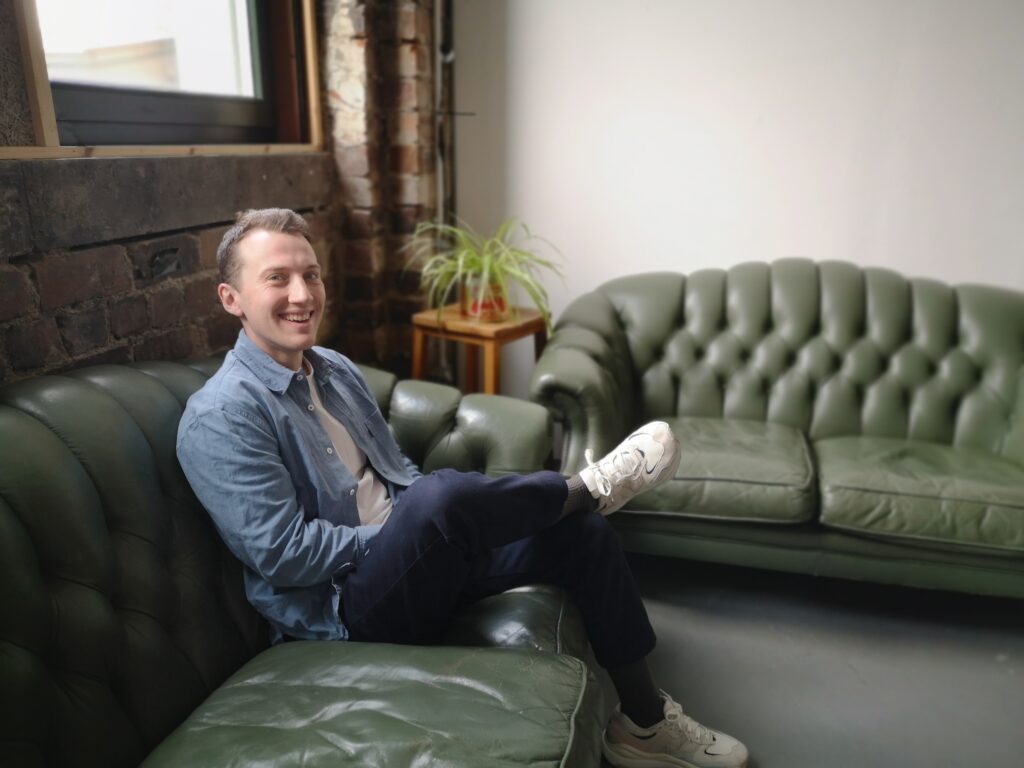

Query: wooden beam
<box><xmin>13</xmin><ymin>0</ymin><xmax>60</xmax><ymax>147</ymax></box>
<box><xmin>0</xmin><ymin>144</ymin><xmax>322</xmax><ymax>160</ymax></box>
<box><xmin>300</xmin><ymin>0</ymin><xmax>324</xmax><ymax>150</ymax></box>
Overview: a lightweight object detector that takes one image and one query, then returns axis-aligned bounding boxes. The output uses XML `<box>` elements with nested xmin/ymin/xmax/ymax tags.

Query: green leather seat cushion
<box><xmin>626</xmin><ymin>417</ymin><xmax>816</xmax><ymax>523</ymax></box>
<box><xmin>816</xmin><ymin>437</ymin><xmax>1024</xmax><ymax>554</ymax></box>
<box><xmin>141</xmin><ymin>641</ymin><xmax>600</xmax><ymax>768</ymax></box>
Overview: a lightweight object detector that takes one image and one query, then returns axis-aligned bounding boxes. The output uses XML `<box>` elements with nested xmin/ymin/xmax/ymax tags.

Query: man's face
<box><xmin>218</xmin><ymin>229</ymin><xmax>325</xmax><ymax>370</ymax></box>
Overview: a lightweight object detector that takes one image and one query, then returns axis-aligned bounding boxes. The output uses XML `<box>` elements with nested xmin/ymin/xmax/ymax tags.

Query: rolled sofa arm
<box><xmin>385</xmin><ymin>379</ymin><xmax>553</xmax><ymax>476</ymax></box>
<box><xmin>529</xmin><ymin>291</ymin><xmax>637</xmax><ymax>474</ymax></box>
<box><xmin>1003</xmin><ymin>364</ymin><xmax>1024</xmax><ymax>465</ymax></box>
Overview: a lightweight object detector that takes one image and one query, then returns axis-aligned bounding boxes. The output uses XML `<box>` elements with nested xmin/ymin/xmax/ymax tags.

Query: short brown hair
<box><xmin>217</xmin><ymin>208</ymin><xmax>312</xmax><ymax>286</ymax></box>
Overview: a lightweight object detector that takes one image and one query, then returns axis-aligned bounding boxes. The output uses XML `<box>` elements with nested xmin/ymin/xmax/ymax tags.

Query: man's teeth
<box><xmin>283</xmin><ymin>313</ymin><xmax>311</xmax><ymax>322</ymax></box>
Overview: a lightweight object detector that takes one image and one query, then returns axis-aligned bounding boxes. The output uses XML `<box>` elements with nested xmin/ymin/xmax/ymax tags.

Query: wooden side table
<box><xmin>411</xmin><ymin>304</ymin><xmax>548</xmax><ymax>394</ymax></box>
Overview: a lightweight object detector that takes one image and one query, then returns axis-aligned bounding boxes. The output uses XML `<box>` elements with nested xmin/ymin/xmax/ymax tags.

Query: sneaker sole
<box><xmin>602</xmin><ymin>736</ymin><xmax>710</xmax><ymax>768</ymax></box>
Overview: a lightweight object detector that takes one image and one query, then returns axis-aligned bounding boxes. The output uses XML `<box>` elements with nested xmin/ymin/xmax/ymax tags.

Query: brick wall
<box><xmin>324</xmin><ymin>0</ymin><xmax>437</xmax><ymax>373</ymax></box>
<box><xmin>0</xmin><ymin>154</ymin><xmax>336</xmax><ymax>385</ymax></box>
<box><xmin>0</xmin><ymin>1</ymin><xmax>439</xmax><ymax>385</ymax></box>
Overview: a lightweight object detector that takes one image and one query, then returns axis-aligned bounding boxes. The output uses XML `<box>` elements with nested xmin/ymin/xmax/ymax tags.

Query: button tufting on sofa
<box><xmin>531</xmin><ymin>259</ymin><xmax>1024</xmax><ymax>599</ymax></box>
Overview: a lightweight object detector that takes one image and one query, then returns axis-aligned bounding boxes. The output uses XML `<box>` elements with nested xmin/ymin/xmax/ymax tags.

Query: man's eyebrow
<box><xmin>257</xmin><ymin>263</ymin><xmax>321</xmax><ymax>277</ymax></box>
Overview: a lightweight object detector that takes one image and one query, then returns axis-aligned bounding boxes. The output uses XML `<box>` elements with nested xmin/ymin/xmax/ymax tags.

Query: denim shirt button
<box><xmin>326</xmin><ymin>447</ymin><xmax>333</xmax><ymax>455</ymax></box>
<box><xmin>296</xmin><ymin>374</ymin><xmax>304</xmax><ymax>381</ymax></box>
<box><xmin>307</xmin><ymin>404</ymin><xmax>315</xmax><ymax>411</ymax></box>
<box><xmin>349</xmin><ymin>489</ymin><xmax>355</xmax><ymax>496</ymax></box>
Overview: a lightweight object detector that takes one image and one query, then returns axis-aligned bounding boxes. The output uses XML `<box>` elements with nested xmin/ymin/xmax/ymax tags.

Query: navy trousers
<box><xmin>340</xmin><ymin>469</ymin><xmax>657</xmax><ymax>669</ymax></box>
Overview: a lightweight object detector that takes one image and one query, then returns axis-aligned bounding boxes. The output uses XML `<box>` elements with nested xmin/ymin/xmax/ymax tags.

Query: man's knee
<box><xmin>397</xmin><ymin>469</ymin><xmax>477</xmax><ymax>533</ymax></box>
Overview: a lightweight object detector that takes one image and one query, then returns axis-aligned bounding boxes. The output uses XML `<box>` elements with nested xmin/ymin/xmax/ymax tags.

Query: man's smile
<box><xmin>282</xmin><ymin>312</ymin><xmax>313</xmax><ymax>323</ymax></box>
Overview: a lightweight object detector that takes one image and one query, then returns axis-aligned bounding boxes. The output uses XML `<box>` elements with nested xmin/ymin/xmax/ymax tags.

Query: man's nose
<box><xmin>289</xmin><ymin>275</ymin><xmax>312</xmax><ymax>303</ymax></box>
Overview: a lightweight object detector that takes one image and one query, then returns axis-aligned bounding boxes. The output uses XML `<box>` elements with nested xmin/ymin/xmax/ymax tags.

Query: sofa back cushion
<box><xmin>0</xmin><ymin>363</ymin><xmax>269</xmax><ymax>768</ymax></box>
<box><xmin>599</xmin><ymin>259</ymin><xmax>1024</xmax><ymax>454</ymax></box>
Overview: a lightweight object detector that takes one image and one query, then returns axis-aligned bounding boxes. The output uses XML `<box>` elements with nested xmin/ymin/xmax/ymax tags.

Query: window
<box><xmin>5</xmin><ymin>0</ymin><xmax>320</xmax><ymax>156</ymax></box>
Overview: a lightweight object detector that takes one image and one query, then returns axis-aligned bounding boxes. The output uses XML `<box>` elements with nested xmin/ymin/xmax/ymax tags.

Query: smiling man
<box><xmin>176</xmin><ymin>208</ymin><xmax>749</xmax><ymax>768</ymax></box>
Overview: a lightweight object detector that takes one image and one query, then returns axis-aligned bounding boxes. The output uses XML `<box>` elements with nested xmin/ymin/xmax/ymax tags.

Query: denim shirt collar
<box><xmin>232</xmin><ymin>330</ymin><xmax>339</xmax><ymax>394</ymax></box>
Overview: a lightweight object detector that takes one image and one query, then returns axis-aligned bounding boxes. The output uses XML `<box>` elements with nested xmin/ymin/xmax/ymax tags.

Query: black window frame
<box><xmin>45</xmin><ymin>0</ymin><xmax>302</xmax><ymax>146</ymax></box>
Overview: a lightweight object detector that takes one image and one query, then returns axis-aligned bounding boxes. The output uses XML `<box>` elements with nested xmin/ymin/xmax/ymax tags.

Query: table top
<box><xmin>412</xmin><ymin>304</ymin><xmax>546</xmax><ymax>339</ymax></box>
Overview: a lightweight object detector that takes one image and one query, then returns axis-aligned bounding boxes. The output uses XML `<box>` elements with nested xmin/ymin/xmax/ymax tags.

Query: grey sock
<box><xmin>562</xmin><ymin>474</ymin><xmax>599</xmax><ymax>516</ymax></box>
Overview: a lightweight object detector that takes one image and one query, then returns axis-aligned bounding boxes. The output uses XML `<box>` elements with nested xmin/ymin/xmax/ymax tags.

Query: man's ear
<box><xmin>218</xmin><ymin>282</ymin><xmax>244</xmax><ymax>318</ymax></box>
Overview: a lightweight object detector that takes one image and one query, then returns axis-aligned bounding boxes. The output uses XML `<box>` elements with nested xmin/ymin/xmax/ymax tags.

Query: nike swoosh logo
<box><xmin>639</xmin><ymin>442</ymin><xmax>665</xmax><ymax>474</ymax></box>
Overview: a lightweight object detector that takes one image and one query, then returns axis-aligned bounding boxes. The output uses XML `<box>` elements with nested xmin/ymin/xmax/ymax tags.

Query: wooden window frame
<box><xmin>1</xmin><ymin>0</ymin><xmax>323</xmax><ymax>159</ymax></box>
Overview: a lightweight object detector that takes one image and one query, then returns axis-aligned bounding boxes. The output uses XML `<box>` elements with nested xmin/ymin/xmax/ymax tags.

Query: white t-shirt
<box><xmin>304</xmin><ymin>362</ymin><xmax>393</xmax><ymax>526</ymax></box>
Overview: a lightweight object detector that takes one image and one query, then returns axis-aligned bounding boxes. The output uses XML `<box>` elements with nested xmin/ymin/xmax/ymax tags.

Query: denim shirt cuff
<box><xmin>355</xmin><ymin>524</ymin><xmax>383</xmax><ymax>561</ymax></box>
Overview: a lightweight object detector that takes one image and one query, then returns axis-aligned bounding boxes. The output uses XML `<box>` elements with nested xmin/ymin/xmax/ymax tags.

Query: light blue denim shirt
<box><xmin>176</xmin><ymin>331</ymin><xmax>421</xmax><ymax>642</ymax></box>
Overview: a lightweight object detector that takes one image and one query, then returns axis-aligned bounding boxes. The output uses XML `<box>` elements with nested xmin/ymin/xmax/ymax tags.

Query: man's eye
<box><xmin>307</xmin><ymin>273</ymin><xmax>321</xmax><ymax>282</ymax></box>
<box><xmin>267</xmin><ymin>274</ymin><xmax>284</xmax><ymax>282</ymax></box>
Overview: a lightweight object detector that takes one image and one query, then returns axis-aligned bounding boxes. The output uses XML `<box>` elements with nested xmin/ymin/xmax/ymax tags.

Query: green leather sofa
<box><xmin>0</xmin><ymin>359</ymin><xmax>607</xmax><ymax>768</ymax></box>
<box><xmin>530</xmin><ymin>259</ymin><xmax>1024</xmax><ymax>598</ymax></box>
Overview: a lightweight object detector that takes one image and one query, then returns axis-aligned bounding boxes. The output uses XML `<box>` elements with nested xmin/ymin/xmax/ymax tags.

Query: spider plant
<box><xmin>404</xmin><ymin>218</ymin><xmax>563</xmax><ymax>332</ymax></box>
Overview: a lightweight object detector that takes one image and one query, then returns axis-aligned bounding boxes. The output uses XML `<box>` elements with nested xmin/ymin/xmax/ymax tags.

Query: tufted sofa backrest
<box><xmin>1</xmin><ymin>357</ymin><xmax>553</xmax><ymax>768</ymax></box>
<box><xmin>595</xmin><ymin>259</ymin><xmax>1024</xmax><ymax>455</ymax></box>
<box><xmin>0</xmin><ymin>361</ymin><xmax>270</xmax><ymax>768</ymax></box>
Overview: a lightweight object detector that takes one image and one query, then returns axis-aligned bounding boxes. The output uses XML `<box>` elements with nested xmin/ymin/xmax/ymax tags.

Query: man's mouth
<box><xmin>282</xmin><ymin>312</ymin><xmax>312</xmax><ymax>323</ymax></box>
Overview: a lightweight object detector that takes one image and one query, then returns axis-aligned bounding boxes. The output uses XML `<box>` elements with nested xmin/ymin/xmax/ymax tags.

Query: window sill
<box><xmin>0</xmin><ymin>143</ymin><xmax>322</xmax><ymax>160</ymax></box>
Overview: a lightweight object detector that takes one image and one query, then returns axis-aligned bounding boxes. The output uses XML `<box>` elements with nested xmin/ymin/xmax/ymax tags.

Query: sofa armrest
<box><xmin>387</xmin><ymin>380</ymin><xmax>553</xmax><ymax>476</ymax></box>
<box><xmin>530</xmin><ymin>291</ymin><xmax>636</xmax><ymax>473</ymax></box>
<box><xmin>1003</xmin><ymin>364</ymin><xmax>1024</xmax><ymax>465</ymax></box>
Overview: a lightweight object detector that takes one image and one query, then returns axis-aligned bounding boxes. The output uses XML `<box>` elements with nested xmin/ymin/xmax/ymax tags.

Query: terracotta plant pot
<box><xmin>460</xmin><ymin>278</ymin><xmax>508</xmax><ymax>322</ymax></box>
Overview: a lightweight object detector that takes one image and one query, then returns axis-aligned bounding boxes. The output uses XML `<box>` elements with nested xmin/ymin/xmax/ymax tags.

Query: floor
<box><xmin>616</xmin><ymin>554</ymin><xmax>1024</xmax><ymax>768</ymax></box>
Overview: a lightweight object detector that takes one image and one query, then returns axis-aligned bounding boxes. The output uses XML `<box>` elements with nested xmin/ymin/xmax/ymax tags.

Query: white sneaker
<box><xmin>603</xmin><ymin>691</ymin><xmax>749</xmax><ymax>768</ymax></box>
<box><xmin>579</xmin><ymin>421</ymin><xmax>680</xmax><ymax>515</ymax></box>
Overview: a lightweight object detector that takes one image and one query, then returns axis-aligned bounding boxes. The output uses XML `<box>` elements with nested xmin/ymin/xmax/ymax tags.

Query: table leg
<box><xmin>483</xmin><ymin>340</ymin><xmax>500</xmax><ymax>394</ymax></box>
<box><xmin>412</xmin><ymin>327</ymin><xmax>426</xmax><ymax>380</ymax></box>
<box><xmin>464</xmin><ymin>343</ymin><xmax>479</xmax><ymax>392</ymax></box>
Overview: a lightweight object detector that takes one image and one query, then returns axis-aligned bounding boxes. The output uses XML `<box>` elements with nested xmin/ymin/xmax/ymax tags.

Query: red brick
<box><xmin>6</xmin><ymin>318</ymin><xmax>65</xmax><ymax>370</ymax></box>
<box><xmin>340</xmin><ymin>240</ymin><xmax>384</xmax><ymax>274</ymax></box>
<box><xmin>198</xmin><ymin>225</ymin><xmax>231</xmax><ymax>272</ymax></box>
<box><xmin>344</xmin><ymin>208</ymin><xmax>376</xmax><ymax>239</ymax></box>
<box><xmin>109</xmin><ymin>295</ymin><xmax>149</xmax><ymax>339</ymax></box>
<box><xmin>128</xmin><ymin>233</ymin><xmax>200</xmax><ymax>284</ymax></box>
<box><xmin>34</xmin><ymin>247</ymin><xmax>132</xmax><ymax>310</ymax></box>
<box><xmin>205</xmin><ymin>313</ymin><xmax>241</xmax><ymax>351</ymax></box>
<box><xmin>392</xmin><ymin>205</ymin><xmax>430</xmax><ymax>235</ymax></box>
<box><xmin>304</xmin><ymin>211</ymin><xmax>335</xmax><ymax>242</ymax></box>
<box><xmin>132</xmin><ymin>328</ymin><xmax>193</xmax><ymax>362</ymax></box>
<box><xmin>184</xmin><ymin>276</ymin><xmax>219</xmax><ymax>318</ymax></box>
<box><xmin>0</xmin><ymin>264</ymin><xmax>36</xmax><ymax>322</ymax></box>
<box><xmin>57</xmin><ymin>307</ymin><xmax>109</xmax><ymax>356</ymax></box>
<box><xmin>391</xmin><ymin>145</ymin><xmax>422</xmax><ymax>174</ymax></box>
<box><xmin>150</xmin><ymin>284</ymin><xmax>185</xmax><ymax>328</ymax></box>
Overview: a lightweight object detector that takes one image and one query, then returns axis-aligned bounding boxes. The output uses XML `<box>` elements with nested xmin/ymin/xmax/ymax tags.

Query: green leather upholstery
<box><xmin>142</xmin><ymin>643</ymin><xmax>599</xmax><ymax>768</ymax></box>
<box><xmin>1</xmin><ymin>360</ymin><xmax>606</xmax><ymax>768</ymax></box>
<box><xmin>531</xmin><ymin>259</ymin><xmax>1024</xmax><ymax>597</ymax></box>
<box><xmin>639</xmin><ymin>417</ymin><xmax>816</xmax><ymax>523</ymax></box>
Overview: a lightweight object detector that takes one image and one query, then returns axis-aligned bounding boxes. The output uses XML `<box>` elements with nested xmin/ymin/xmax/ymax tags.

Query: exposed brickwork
<box><xmin>6</xmin><ymin>317</ymin><xmax>64</xmax><ymax>370</ymax></box>
<box><xmin>109</xmin><ymin>295</ymin><xmax>149</xmax><ymax>339</ymax></box>
<box><xmin>323</xmin><ymin>0</ymin><xmax>436</xmax><ymax>375</ymax></box>
<box><xmin>34</xmin><ymin>246</ymin><xmax>133</xmax><ymax>310</ymax></box>
<box><xmin>1</xmin><ymin>4</ymin><xmax>436</xmax><ymax>384</ymax></box>
<box><xmin>0</xmin><ymin>263</ymin><xmax>35</xmax><ymax>322</ymax></box>
<box><xmin>57</xmin><ymin>306</ymin><xmax>109</xmax><ymax>356</ymax></box>
<box><xmin>128</xmin><ymin>233</ymin><xmax>201</xmax><ymax>285</ymax></box>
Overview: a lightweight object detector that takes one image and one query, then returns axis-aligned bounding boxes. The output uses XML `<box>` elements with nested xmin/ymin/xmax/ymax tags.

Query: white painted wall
<box><xmin>454</xmin><ymin>0</ymin><xmax>1024</xmax><ymax>397</ymax></box>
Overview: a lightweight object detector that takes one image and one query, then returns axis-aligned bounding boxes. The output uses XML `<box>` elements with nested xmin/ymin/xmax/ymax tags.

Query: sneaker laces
<box><xmin>662</xmin><ymin>696</ymin><xmax>714</xmax><ymax>745</ymax></box>
<box><xmin>583</xmin><ymin>446</ymin><xmax>644</xmax><ymax>497</ymax></box>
